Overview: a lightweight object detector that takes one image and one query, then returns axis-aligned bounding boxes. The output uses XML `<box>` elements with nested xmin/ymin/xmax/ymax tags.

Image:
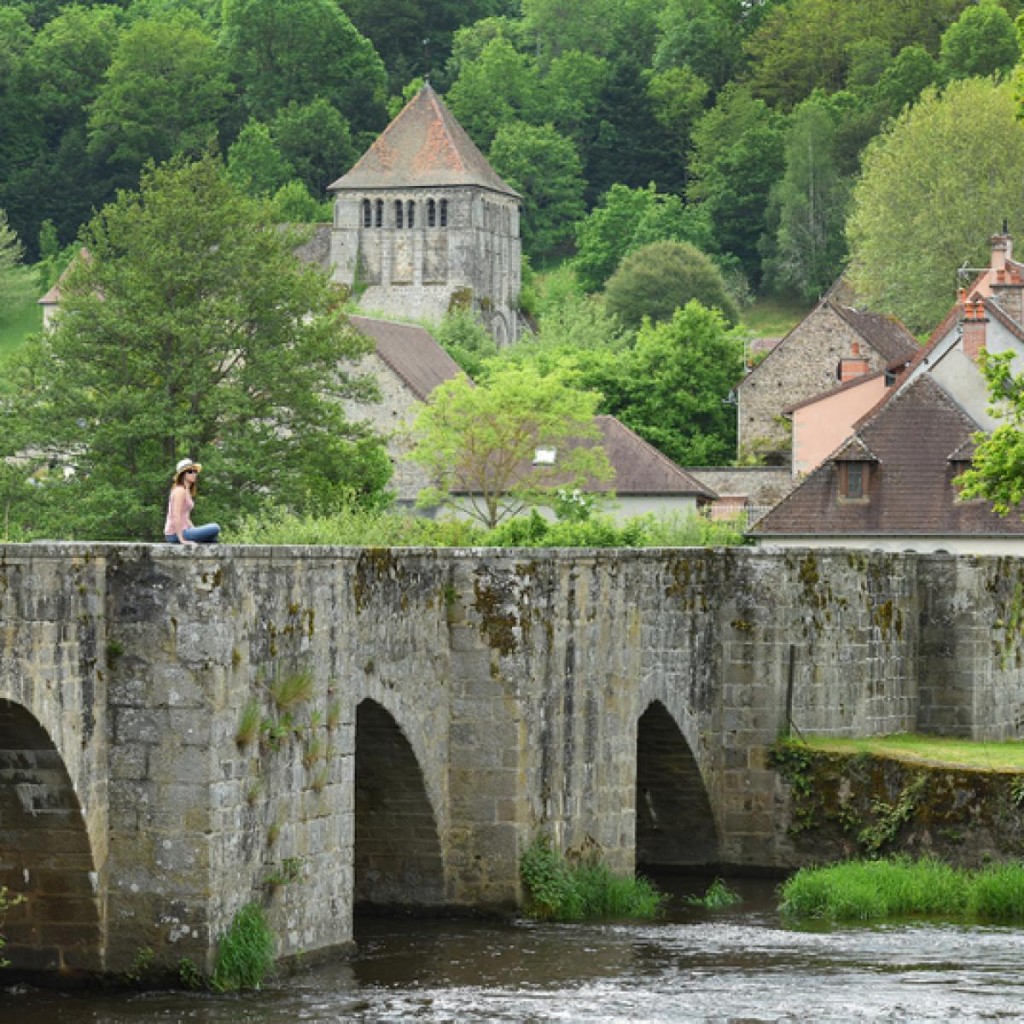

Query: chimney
<box><xmin>989</xmin><ymin>256</ymin><xmax>1024</xmax><ymax>326</ymax></box>
<box><xmin>961</xmin><ymin>296</ymin><xmax>988</xmax><ymax>362</ymax></box>
<box><xmin>838</xmin><ymin>340</ymin><xmax>870</xmax><ymax>382</ymax></box>
<box><xmin>990</xmin><ymin>229</ymin><xmax>1013</xmax><ymax>274</ymax></box>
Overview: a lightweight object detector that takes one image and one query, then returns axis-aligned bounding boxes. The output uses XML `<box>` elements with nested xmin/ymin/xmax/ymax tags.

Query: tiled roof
<box><xmin>588</xmin><ymin>416</ymin><xmax>716</xmax><ymax>497</ymax></box>
<box><xmin>832</xmin><ymin>304</ymin><xmax>919</xmax><ymax>363</ymax></box>
<box><xmin>751</xmin><ymin>375</ymin><xmax>1024</xmax><ymax>538</ymax></box>
<box><xmin>328</xmin><ymin>84</ymin><xmax>519</xmax><ymax>197</ymax></box>
<box><xmin>348</xmin><ymin>316</ymin><xmax>462</xmax><ymax>401</ymax></box>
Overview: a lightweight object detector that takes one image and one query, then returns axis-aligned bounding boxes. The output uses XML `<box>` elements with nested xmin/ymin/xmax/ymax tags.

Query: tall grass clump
<box><xmin>779</xmin><ymin>858</ymin><xmax>1004</xmax><ymax>922</ymax></box>
<box><xmin>968</xmin><ymin>863</ymin><xmax>1024</xmax><ymax>921</ymax></box>
<box><xmin>210</xmin><ymin>902</ymin><xmax>275</xmax><ymax>991</ymax></box>
<box><xmin>519</xmin><ymin>836</ymin><xmax>664</xmax><ymax>921</ymax></box>
<box><xmin>684</xmin><ymin>877</ymin><xmax>743</xmax><ymax>908</ymax></box>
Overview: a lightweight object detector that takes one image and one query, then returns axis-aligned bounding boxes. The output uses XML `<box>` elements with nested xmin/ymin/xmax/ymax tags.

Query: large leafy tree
<box><xmin>1</xmin><ymin>155</ymin><xmax>390</xmax><ymax>540</ymax></box>
<box><xmin>410</xmin><ymin>365</ymin><xmax>611</xmax><ymax>528</ymax></box>
<box><xmin>488</xmin><ymin>121</ymin><xmax>585</xmax><ymax>260</ymax></box>
<box><xmin>846</xmin><ymin>78</ymin><xmax>1024</xmax><ymax>333</ymax></box>
<box><xmin>87</xmin><ymin>13</ymin><xmax>230</xmax><ymax>182</ymax></box>
<box><xmin>763</xmin><ymin>95</ymin><xmax>850</xmax><ymax>301</ymax></box>
<box><xmin>220</xmin><ymin>0</ymin><xmax>387</xmax><ymax>131</ymax></box>
<box><xmin>687</xmin><ymin>83</ymin><xmax>785</xmax><ymax>287</ymax></box>
<box><xmin>939</xmin><ymin>0</ymin><xmax>1019</xmax><ymax>83</ymax></box>
<box><xmin>604</xmin><ymin>240</ymin><xmax>739</xmax><ymax>329</ymax></box>
<box><xmin>567</xmin><ymin>301</ymin><xmax>745</xmax><ymax>466</ymax></box>
<box><xmin>573</xmin><ymin>182</ymin><xmax>713</xmax><ymax>293</ymax></box>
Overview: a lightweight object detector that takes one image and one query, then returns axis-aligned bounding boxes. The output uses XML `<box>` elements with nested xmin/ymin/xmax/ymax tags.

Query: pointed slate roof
<box><xmin>328</xmin><ymin>84</ymin><xmax>519</xmax><ymax>197</ymax></box>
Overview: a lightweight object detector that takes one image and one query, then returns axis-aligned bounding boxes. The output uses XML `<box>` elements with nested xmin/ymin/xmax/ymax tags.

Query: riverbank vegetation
<box><xmin>519</xmin><ymin>837</ymin><xmax>664</xmax><ymax>922</ymax></box>
<box><xmin>230</xmin><ymin>502</ymin><xmax>747</xmax><ymax>548</ymax></box>
<box><xmin>779</xmin><ymin>857</ymin><xmax>1024</xmax><ymax>923</ymax></box>
<box><xmin>208</xmin><ymin>902</ymin><xmax>276</xmax><ymax>992</ymax></box>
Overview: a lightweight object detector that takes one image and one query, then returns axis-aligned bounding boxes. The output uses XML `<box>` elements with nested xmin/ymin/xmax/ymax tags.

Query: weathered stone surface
<box><xmin>1</xmin><ymin>543</ymin><xmax>1024</xmax><ymax>979</ymax></box>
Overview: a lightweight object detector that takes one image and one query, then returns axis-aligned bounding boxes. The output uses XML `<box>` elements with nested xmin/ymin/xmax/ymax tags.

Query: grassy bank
<box><xmin>0</xmin><ymin>292</ymin><xmax>40</xmax><ymax>362</ymax></box>
<box><xmin>802</xmin><ymin>733</ymin><xmax>1024</xmax><ymax>772</ymax></box>
<box><xmin>779</xmin><ymin>857</ymin><xmax>1024</xmax><ymax>923</ymax></box>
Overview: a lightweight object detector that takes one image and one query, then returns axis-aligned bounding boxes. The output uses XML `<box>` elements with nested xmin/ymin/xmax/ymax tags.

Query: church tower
<box><xmin>328</xmin><ymin>84</ymin><xmax>521</xmax><ymax>346</ymax></box>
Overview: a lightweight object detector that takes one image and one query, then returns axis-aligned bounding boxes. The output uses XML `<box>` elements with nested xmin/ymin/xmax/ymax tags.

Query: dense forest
<box><xmin>4</xmin><ymin>0</ymin><xmax>1024</xmax><ymax>542</ymax></box>
<box><xmin>2</xmin><ymin>0</ymin><xmax>1022</xmax><ymax>315</ymax></box>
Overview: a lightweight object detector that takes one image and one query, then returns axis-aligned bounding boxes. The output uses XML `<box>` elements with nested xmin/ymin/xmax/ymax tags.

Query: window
<box><xmin>407</xmin><ymin>200</ymin><xmax>415</xmax><ymax>228</ymax></box>
<box><xmin>375</xmin><ymin>199</ymin><xmax>383</xmax><ymax>227</ymax></box>
<box><xmin>362</xmin><ymin>199</ymin><xmax>372</xmax><ymax>227</ymax></box>
<box><xmin>846</xmin><ymin>463</ymin><xmax>864</xmax><ymax>499</ymax></box>
<box><xmin>395</xmin><ymin>200</ymin><xmax>404</xmax><ymax>229</ymax></box>
<box><xmin>440</xmin><ymin>199</ymin><xmax>448</xmax><ymax>227</ymax></box>
<box><xmin>428</xmin><ymin>199</ymin><xmax>436</xmax><ymax>227</ymax></box>
<box><xmin>839</xmin><ymin>462</ymin><xmax>872</xmax><ymax>501</ymax></box>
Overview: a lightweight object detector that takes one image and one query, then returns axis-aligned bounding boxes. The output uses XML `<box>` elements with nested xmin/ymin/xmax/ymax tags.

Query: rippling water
<box><xmin>5</xmin><ymin>877</ymin><xmax>1024</xmax><ymax>1023</ymax></box>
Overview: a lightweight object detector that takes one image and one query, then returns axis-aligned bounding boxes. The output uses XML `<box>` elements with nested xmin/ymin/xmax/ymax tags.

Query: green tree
<box><xmin>940</xmin><ymin>0</ymin><xmax>1019</xmax><ymax>82</ymax></box>
<box><xmin>445</xmin><ymin>35</ymin><xmax>539</xmax><ymax>149</ymax></box>
<box><xmin>763</xmin><ymin>95</ymin><xmax>850</xmax><ymax>301</ymax></box>
<box><xmin>488</xmin><ymin>121</ymin><xmax>585</xmax><ymax>260</ymax></box>
<box><xmin>87</xmin><ymin>14</ymin><xmax>230</xmax><ymax>177</ymax></box>
<box><xmin>846</xmin><ymin>78</ymin><xmax>1024</xmax><ymax>333</ymax></box>
<box><xmin>957</xmin><ymin>350</ymin><xmax>1024</xmax><ymax>514</ymax></box>
<box><xmin>270</xmin><ymin>99</ymin><xmax>357</xmax><ymax>199</ymax></box>
<box><xmin>410</xmin><ymin>365</ymin><xmax>611</xmax><ymax>528</ymax></box>
<box><xmin>572</xmin><ymin>183</ymin><xmax>713</xmax><ymax>293</ymax></box>
<box><xmin>227</xmin><ymin>118</ymin><xmax>294</xmax><ymax>196</ymax></box>
<box><xmin>653</xmin><ymin>0</ymin><xmax>745</xmax><ymax>93</ymax></box>
<box><xmin>604</xmin><ymin>240</ymin><xmax>739</xmax><ymax>329</ymax></box>
<box><xmin>687</xmin><ymin>83</ymin><xmax>785</xmax><ymax>286</ymax></box>
<box><xmin>0</xmin><ymin>155</ymin><xmax>389</xmax><ymax>540</ymax></box>
<box><xmin>613</xmin><ymin>301</ymin><xmax>744</xmax><ymax>465</ymax></box>
<box><xmin>873</xmin><ymin>44</ymin><xmax>941</xmax><ymax>119</ymax></box>
<box><xmin>220</xmin><ymin>0</ymin><xmax>387</xmax><ymax>131</ymax></box>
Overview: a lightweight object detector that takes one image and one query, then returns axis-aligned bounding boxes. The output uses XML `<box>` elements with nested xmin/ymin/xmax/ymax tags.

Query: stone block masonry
<box><xmin>0</xmin><ymin>543</ymin><xmax>1022</xmax><ymax>979</ymax></box>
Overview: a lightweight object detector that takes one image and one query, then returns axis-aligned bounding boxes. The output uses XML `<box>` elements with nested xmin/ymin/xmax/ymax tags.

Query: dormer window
<box><xmin>838</xmin><ymin>461</ymin><xmax>873</xmax><ymax>502</ymax></box>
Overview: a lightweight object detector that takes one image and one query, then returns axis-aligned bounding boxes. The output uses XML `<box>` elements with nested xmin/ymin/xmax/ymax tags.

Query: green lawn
<box><xmin>741</xmin><ymin>295</ymin><xmax>810</xmax><ymax>337</ymax></box>
<box><xmin>0</xmin><ymin>291</ymin><xmax>41</xmax><ymax>361</ymax></box>
<box><xmin>805</xmin><ymin>733</ymin><xmax>1024</xmax><ymax>772</ymax></box>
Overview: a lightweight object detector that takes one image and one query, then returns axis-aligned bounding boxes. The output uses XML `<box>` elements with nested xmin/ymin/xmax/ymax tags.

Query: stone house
<box><xmin>736</xmin><ymin>289</ymin><xmax>919</xmax><ymax>465</ymax></box>
<box><xmin>750</xmin><ymin>231</ymin><xmax>1024</xmax><ymax>553</ymax></box>
<box><xmin>329</xmin><ymin>84</ymin><xmax>521</xmax><ymax>346</ymax></box>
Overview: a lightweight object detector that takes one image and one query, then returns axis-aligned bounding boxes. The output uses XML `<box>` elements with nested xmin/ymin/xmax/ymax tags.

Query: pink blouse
<box><xmin>164</xmin><ymin>487</ymin><xmax>194</xmax><ymax>538</ymax></box>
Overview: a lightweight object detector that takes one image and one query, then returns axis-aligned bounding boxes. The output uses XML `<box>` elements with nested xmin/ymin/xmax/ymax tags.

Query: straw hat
<box><xmin>174</xmin><ymin>457</ymin><xmax>202</xmax><ymax>477</ymax></box>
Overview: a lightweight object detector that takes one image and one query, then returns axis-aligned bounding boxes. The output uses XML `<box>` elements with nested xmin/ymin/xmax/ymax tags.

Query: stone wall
<box><xmin>1</xmin><ymin>543</ymin><xmax>1022</xmax><ymax>979</ymax></box>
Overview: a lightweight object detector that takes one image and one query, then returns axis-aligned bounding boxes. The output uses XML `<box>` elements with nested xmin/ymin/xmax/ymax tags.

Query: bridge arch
<box><xmin>353</xmin><ymin>698</ymin><xmax>446</xmax><ymax>909</ymax></box>
<box><xmin>635</xmin><ymin>700</ymin><xmax>720</xmax><ymax>869</ymax></box>
<box><xmin>0</xmin><ymin>699</ymin><xmax>104</xmax><ymax>974</ymax></box>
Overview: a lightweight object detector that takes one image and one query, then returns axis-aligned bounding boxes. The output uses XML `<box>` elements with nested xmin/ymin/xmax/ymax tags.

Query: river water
<box><xmin>4</xmin><ymin>875</ymin><xmax>1024</xmax><ymax>1023</ymax></box>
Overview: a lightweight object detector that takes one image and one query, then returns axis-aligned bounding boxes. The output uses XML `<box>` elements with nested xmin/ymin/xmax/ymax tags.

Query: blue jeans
<box><xmin>165</xmin><ymin>524</ymin><xmax>221</xmax><ymax>544</ymax></box>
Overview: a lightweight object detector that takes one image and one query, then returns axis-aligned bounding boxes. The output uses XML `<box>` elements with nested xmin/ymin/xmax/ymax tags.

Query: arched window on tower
<box><xmin>395</xmin><ymin>199</ymin><xmax>404</xmax><ymax>229</ymax></box>
<box><xmin>428</xmin><ymin>199</ymin><xmax>436</xmax><ymax>227</ymax></box>
<box><xmin>440</xmin><ymin>199</ymin><xmax>448</xmax><ymax>227</ymax></box>
<box><xmin>375</xmin><ymin>199</ymin><xmax>383</xmax><ymax>227</ymax></box>
<box><xmin>407</xmin><ymin>200</ymin><xmax>415</xmax><ymax>228</ymax></box>
<box><xmin>362</xmin><ymin>199</ymin><xmax>372</xmax><ymax>227</ymax></box>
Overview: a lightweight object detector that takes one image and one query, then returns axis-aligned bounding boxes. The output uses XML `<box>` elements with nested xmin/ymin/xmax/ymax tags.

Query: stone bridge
<box><xmin>1</xmin><ymin>543</ymin><xmax>1021</xmax><ymax>979</ymax></box>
